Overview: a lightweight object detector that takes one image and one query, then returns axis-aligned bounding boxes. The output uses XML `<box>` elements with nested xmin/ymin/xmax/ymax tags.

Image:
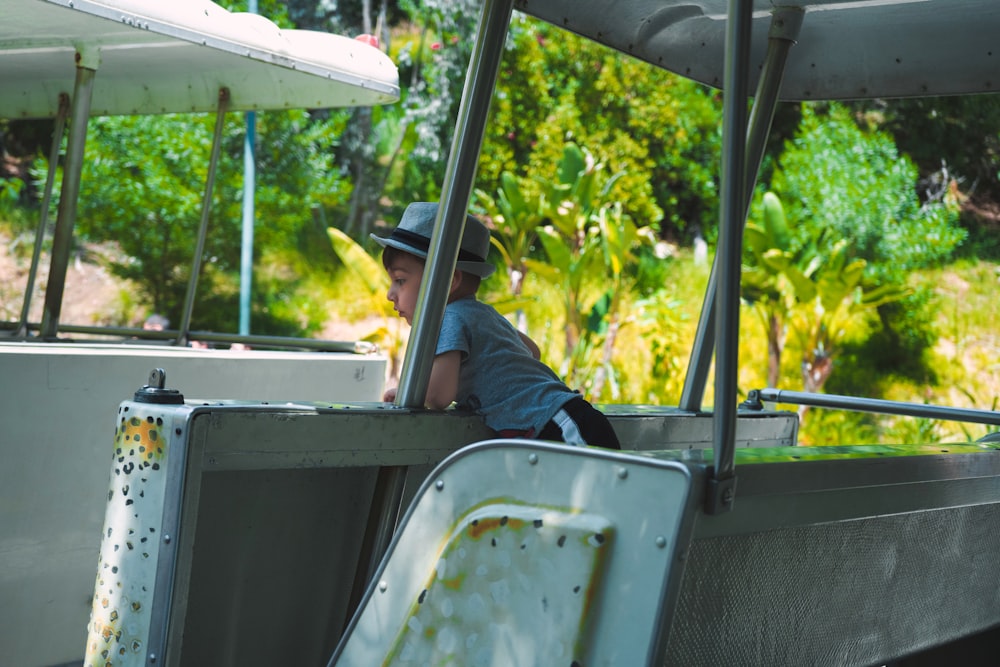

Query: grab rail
<box><xmin>744</xmin><ymin>388</ymin><xmax>1000</xmax><ymax>428</ymax></box>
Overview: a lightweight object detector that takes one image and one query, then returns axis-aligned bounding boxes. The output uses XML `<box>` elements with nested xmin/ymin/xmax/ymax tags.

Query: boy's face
<box><xmin>385</xmin><ymin>252</ymin><xmax>425</xmax><ymax>325</ymax></box>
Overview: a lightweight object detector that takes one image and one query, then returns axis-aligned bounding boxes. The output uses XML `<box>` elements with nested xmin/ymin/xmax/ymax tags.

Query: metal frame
<box><xmin>746</xmin><ymin>387</ymin><xmax>1000</xmax><ymax>428</ymax></box>
<box><xmin>354</xmin><ymin>0</ymin><xmax>518</xmax><ymax>601</ymax></box>
<box><xmin>3</xmin><ymin>0</ymin><xmax>400</xmax><ymax>344</ymax></box>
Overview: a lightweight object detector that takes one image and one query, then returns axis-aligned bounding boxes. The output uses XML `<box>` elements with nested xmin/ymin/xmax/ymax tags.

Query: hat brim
<box><xmin>371</xmin><ymin>234</ymin><xmax>496</xmax><ymax>278</ymax></box>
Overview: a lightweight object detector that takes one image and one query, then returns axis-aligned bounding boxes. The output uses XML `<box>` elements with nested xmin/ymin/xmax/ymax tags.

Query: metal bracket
<box><xmin>705</xmin><ymin>473</ymin><xmax>737</xmax><ymax>515</ymax></box>
<box><xmin>134</xmin><ymin>368</ymin><xmax>185</xmax><ymax>404</ymax></box>
<box><xmin>740</xmin><ymin>389</ymin><xmax>765</xmax><ymax>411</ymax></box>
<box><xmin>769</xmin><ymin>6</ymin><xmax>805</xmax><ymax>43</ymax></box>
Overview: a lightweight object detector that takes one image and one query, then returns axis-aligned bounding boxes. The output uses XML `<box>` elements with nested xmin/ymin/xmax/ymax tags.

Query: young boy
<box><xmin>372</xmin><ymin>202</ymin><xmax>621</xmax><ymax>450</ymax></box>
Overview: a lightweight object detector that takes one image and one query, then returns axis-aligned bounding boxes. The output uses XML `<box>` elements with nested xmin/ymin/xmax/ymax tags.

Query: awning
<box><xmin>514</xmin><ymin>0</ymin><xmax>1000</xmax><ymax>101</ymax></box>
<box><xmin>2</xmin><ymin>0</ymin><xmax>400</xmax><ymax>119</ymax></box>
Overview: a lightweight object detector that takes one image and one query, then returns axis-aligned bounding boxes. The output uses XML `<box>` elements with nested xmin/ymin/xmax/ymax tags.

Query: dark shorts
<box><xmin>536</xmin><ymin>396</ymin><xmax>621</xmax><ymax>450</ymax></box>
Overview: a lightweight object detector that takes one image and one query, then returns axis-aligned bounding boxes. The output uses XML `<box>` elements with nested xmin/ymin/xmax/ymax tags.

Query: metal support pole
<box><xmin>395</xmin><ymin>0</ymin><xmax>514</xmax><ymax>409</ymax></box>
<box><xmin>745</xmin><ymin>387</ymin><xmax>1000</xmax><ymax>427</ymax></box>
<box><xmin>706</xmin><ymin>0</ymin><xmax>752</xmax><ymax>514</ymax></box>
<box><xmin>342</xmin><ymin>0</ymin><xmax>515</xmax><ymax>636</ymax></box>
<box><xmin>176</xmin><ymin>88</ymin><xmax>230</xmax><ymax>346</ymax></box>
<box><xmin>240</xmin><ymin>0</ymin><xmax>258</xmax><ymax>337</ymax></box>
<box><xmin>679</xmin><ymin>8</ymin><xmax>803</xmax><ymax>413</ymax></box>
<box><xmin>239</xmin><ymin>111</ymin><xmax>255</xmax><ymax>336</ymax></box>
<box><xmin>40</xmin><ymin>54</ymin><xmax>98</xmax><ymax>340</ymax></box>
<box><xmin>15</xmin><ymin>93</ymin><xmax>69</xmax><ymax>338</ymax></box>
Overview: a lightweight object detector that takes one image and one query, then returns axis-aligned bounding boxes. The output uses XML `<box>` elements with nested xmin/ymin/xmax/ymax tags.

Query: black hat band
<box><xmin>391</xmin><ymin>227</ymin><xmax>487</xmax><ymax>264</ymax></box>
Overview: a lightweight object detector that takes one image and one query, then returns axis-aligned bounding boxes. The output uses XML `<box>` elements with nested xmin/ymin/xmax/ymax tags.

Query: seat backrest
<box><xmin>330</xmin><ymin>439</ymin><xmax>694</xmax><ymax>666</ymax></box>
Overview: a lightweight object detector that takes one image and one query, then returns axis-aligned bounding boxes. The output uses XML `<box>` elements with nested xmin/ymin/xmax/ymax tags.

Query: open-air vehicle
<box><xmin>0</xmin><ymin>1</ymin><xmax>398</xmax><ymax>665</ymax></box>
<box><xmin>5</xmin><ymin>0</ymin><xmax>1000</xmax><ymax>666</ymax></box>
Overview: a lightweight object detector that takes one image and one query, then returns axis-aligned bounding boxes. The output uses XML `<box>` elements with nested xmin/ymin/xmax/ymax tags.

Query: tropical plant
<box><xmin>768</xmin><ymin>103</ymin><xmax>965</xmax><ymax>385</ymax></box>
<box><xmin>327</xmin><ymin>226</ymin><xmax>407</xmax><ymax>382</ymax></box>
<box><xmin>789</xmin><ymin>238</ymin><xmax>907</xmax><ymax>401</ymax></box>
<box><xmin>61</xmin><ymin>107</ymin><xmax>350</xmax><ymax>334</ymax></box>
<box><xmin>742</xmin><ymin>191</ymin><xmax>817</xmax><ymax>387</ymax></box>
<box><xmin>744</xmin><ymin>192</ymin><xmax>908</xmax><ymax>408</ymax></box>
<box><xmin>473</xmin><ymin>171</ymin><xmax>546</xmax><ymax>332</ymax></box>
<box><xmin>521</xmin><ymin>143</ymin><xmax>654</xmax><ymax>395</ymax></box>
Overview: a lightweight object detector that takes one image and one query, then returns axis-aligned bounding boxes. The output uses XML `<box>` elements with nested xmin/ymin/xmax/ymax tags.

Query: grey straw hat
<box><xmin>370</xmin><ymin>202</ymin><xmax>495</xmax><ymax>278</ymax></box>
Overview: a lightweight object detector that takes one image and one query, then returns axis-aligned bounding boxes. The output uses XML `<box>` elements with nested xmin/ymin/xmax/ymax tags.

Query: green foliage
<box><xmin>327</xmin><ymin>226</ymin><xmax>408</xmax><ymax>380</ymax></box>
<box><xmin>872</xmin><ymin>95</ymin><xmax>1000</xmax><ymax>238</ymax></box>
<box><xmin>765</xmin><ymin>103</ymin><xmax>966</xmax><ymax>389</ymax></box>
<box><xmin>507</xmin><ymin>142</ymin><xmax>655</xmax><ymax>397</ymax></box>
<box><xmin>477</xmin><ymin>16</ymin><xmax>722</xmax><ymax>239</ymax></box>
<box><xmin>61</xmin><ymin>108</ymin><xmax>350</xmax><ymax>334</ymax></box>
<box><xmin>771</xmin><ymin>104</ymin><xmax>965</xmax><ymax>279</ymax></box>
<box><xmin>743</xmin><ymin>191</ymin><xmax>908</xmax><ymax>401</ymax></box>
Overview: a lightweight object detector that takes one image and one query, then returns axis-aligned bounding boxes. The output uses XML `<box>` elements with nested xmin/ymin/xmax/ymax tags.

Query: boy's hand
<box><xmin>383</xmin><ymin>386</ymin><xmax>398</xmax><ymax>402</ymax></box>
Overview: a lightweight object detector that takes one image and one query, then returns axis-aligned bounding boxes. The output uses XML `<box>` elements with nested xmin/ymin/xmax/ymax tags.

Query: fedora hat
<box><xmin>371</xmin><ymin>202</ymin><xmax>495</xmax><ymax>278</ymax></box>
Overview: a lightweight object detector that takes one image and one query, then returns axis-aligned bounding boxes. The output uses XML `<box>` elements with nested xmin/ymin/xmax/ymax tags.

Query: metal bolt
<box><xmin>528</xmin><ymin>453</ymin><xmax>539</xmax><ymax>465</ymax></box>
<box><xmin>617</xmin><ymin>467</ymin><xmax>628</xmax><ymax>480</ymax></box>
<box><xmin>655</xmin><ymin>536</ymin><xmax>667</xmax><ymax>549</ymax></box>
<box><xmin>149</xmin><ymin>654</ymin><xmax>157</xmax><ymax>663</ymax></box>
<box><xmin>435</xmin><ymin>480</ymin><xmax>445</xmax><ymax>491</ymax></box>
<box><xmin>163</xmin><ymin>534</ymin><xmax>171</xmax><ymax>544</ymax></box>
<box><xmin>378</xmin><ymin>580</ymin><xmax>388</xmax><ymax>592</ymax></box>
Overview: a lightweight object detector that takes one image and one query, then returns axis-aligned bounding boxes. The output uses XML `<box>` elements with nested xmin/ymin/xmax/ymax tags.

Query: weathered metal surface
<box><xmin>658</xmin><ymin>446</ymin><xmax>1000</xmax><ymax>665</ymax></box>
<box><xmin>2</xmin><ymin>0</ymin><xmax>399</xmax><ymax>119</ymax></box>
<box><xmin>514</xmin><ymin>0</ymin><xmax>1000</xmax><ymax>100</ymax></box>
<box><xmin>385</xmin><ymin>506</ymin><xmax>613</xmax><ymax>665</ymax></box>
<box><xmin>333</xmin><ymin>440</ymin><xmax>694</xmax><ymax>666</ymax></box>
<box><xmin>85</xmin><ymin>401</ymin><xmax>190</xmax><ymax>666</ymax></box>
<box><xmin>605</xmin><ymin>405</ymin><xmax>798</xmax><ymax>449</ymax></box>
<box><xmin>0</xmin><ymin>349</ymin><xmax>384</xmax><ymax>667</ymax></box>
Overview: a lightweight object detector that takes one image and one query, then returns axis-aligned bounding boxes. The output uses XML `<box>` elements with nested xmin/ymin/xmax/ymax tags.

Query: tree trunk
<box><xmin>799</xmin><ymin>352</ymin><xmax>834</xmax><ymax>419</ymax></box>
<box><xmin>590</xmin><ymin>313</ymin><xmax>620</xmax><ymax>400</ymax></box>
<box><xmin>767</xmin><ymin>312</ymin><xmax>783</xmax><ymax>388</ymax></box>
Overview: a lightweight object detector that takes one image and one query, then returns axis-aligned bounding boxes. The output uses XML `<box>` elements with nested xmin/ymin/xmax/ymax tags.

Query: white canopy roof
<box><xmin>516</xmin><ymin>0</ymin><xmax>1000</xmax><ymax>100</ymax></box>
<box><xmin>2</xmin><ymin>0</ymin><xmax>400</xmax><ymax>118</ymax></box>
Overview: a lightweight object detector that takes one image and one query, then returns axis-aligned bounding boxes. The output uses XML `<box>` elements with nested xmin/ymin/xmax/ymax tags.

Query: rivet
<box><xmin>435</xmin><ymin>480</ymin><xmax>445</xmax><ymax>491</ymax></box>
<box><xmin>655</xmin><ymin>536</ymin><xmax>667</xmax><ymax>549</ymax></box>
<box><xmin>528</xmin><ymin>453</ymin><xmax>539</xmax><ymax>465</ymax></box>
<box><xmin>163</xmin><ymin>535</ymin><xmax>171</xmax><ymax>544</ymax></box>
<box><xmin>149</xmin><ymin>654</ymin><xmax>157</xmax><ymax>663</ymax></box>
<box><xmin>378</xmin><ymin>580</ymin><xmax>388</xmax><ymax>592</ymax></box>
<box><xmin>617</xmin><ymin>467</ymin><xmax>628</xmax><ymax>479</ymax></box>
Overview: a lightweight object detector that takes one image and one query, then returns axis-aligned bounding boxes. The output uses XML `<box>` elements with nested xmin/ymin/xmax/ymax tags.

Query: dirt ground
<box><xmin>0</xmin><ymin>231</ymin><xmax>129</xmax><ymax>327</ymax></box>
<box><xmin>0</xmin><ymin>229</ymin><xmax>386</xmax><ymax>340</ymax></box>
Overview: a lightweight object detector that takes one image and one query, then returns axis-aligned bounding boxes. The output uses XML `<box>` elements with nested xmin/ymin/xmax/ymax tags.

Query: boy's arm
<box><xmin>425</xmin><ymin>350</ymin><xmax>461</xmax><ymax>409</ymax></box>
<box><xmin>517</xmin><ymin>331</ymin><xmax>541</xmax><ymax>360</ymax></box>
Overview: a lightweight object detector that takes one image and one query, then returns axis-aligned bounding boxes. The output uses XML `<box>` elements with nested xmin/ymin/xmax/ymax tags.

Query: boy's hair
<box><xmin>380</xmin><ymin>245</ymin><xmax>413</xmax><ymax>271</ymax></box>
<box><xmin>381</xmin><ymin>245</ymin><xmax>481</xmax><ymax>295</ymax></box>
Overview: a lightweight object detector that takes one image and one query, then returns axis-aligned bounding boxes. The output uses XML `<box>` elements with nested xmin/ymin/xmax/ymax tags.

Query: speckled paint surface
<box><xmin>84</xmin><ymin>404</ymin><xmax>171</xmax><ymax>666</ymax></box>
<box><xmin>385</xmin><ymin>504</ymin><xmax>613</xmax><ymax>666</ymax></box>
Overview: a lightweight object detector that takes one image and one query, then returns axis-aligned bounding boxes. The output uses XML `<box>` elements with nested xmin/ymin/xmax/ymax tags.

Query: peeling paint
<box><xmin>84</xmin><ymin>404</ymin><xmax>172</xmax><ymax>667</ymax></box>
<box><xmin>384</xmin><ymin>504</ymin><xmax>613</xmax><ymax>666</ymax></box>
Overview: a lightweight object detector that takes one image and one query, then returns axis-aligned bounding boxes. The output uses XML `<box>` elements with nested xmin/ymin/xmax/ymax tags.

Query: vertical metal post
<box><xmin>678</xmin><ymin>8</ymin><xmax>801</xmax><ymax>413</ymax></box>
<box><xmin>40</xmin><ymin>53</ymin><xmax>98</xmax><ymax>340</ymax></box>
<box><xmin>176</xmin><ymin>88</ymin><xmax>230</xmax><ymax>345</ymax></box>
<box><xmin>706</xmin><ymin>0</ymin><xmax>752</xmax><ymax>514</ymax></box>
<box><xmin>240</xmin><ymin>111</ymin><xmax>256</xmax><ymax>336</ymax></box>
<box><xmin>240</xmin><ymin>0</ymin><xmax>258</xmax><ymax>337</ymax></box>
<box><xmin>16</xmin><ymin>93</ymin><xmax>69</xmax><ymax>338</ymax></box>
<box><xmin>395</xmin><ymin>0</ymin><xmax>514</xmax><ymax>409</ymax></box>
<box><xmin>346</xmin><ymin>0</ymin><xmax>516</xmax><ymax>630</ymax></box>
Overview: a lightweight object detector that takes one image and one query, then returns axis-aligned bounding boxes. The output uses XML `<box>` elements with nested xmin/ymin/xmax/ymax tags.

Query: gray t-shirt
<box><xmin>436</xmin><ymin>296</ymin><xmax>576</xmax><ymax>434</ymax></box>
